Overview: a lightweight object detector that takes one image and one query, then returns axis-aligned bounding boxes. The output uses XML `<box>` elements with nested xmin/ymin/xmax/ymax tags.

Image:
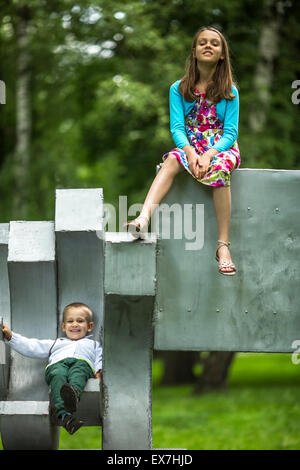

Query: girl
<box><xmin>127</xmin><ymin>26</ymin><xmax>240</xmax><ymax>276</ymax></box>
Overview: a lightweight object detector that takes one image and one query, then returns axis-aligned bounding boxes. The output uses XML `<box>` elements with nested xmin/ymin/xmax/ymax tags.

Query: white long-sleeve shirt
<box><xmin>6</xmin><ymin>332</ymin><xmax>102</xmax><ymax>373</ymax></box>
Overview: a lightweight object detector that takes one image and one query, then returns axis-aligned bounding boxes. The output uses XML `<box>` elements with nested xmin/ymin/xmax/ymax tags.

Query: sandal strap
<box><xmin>136</xmin><ymin>215</ymin><xmax>149</xmax><ymax>224</ymax></box>
<box><xmin>216</xmin><ymin>240</ymin><xmax>231</xmax><ymax>258</ymax></box>
<box><xmin>125</xmin><ymin>215</ymin><xmax>149</xmax><ymax>228</ymax></box>
<box><xmin>219</xmin><ymin>261</ymin><xmax>236</xmax><ymax>268</ymax></box>
<box><xmin>216</xmin><ymin>240</ymin><xmax>235</xmax><ymax>270</ymax></box>
<box><xmin>217</xmin><ymin>240</ymin><xmax>230</xmax><ymax>248</ymax></box>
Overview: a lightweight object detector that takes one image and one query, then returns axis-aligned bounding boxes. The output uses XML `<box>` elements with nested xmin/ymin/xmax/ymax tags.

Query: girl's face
<box><xmin>194</xmin><ymin>29</ymin><xmax>224</xmax><ymax>65</ymax></box>
<box><xmin>61</xmin><ymin>309</ymin><xmax>94</xmax><ymax>340</ymax></box>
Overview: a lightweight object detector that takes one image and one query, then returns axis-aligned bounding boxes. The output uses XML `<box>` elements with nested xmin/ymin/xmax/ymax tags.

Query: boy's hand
<box><xmin>2</xmin><ymin>322</ymin><xmax>12</xmax><ymax>341</ymax></box>
<box><xmin>94</xmin><ymin>370</ymin><xmax>102</xmax><ymax>380</ymax></box>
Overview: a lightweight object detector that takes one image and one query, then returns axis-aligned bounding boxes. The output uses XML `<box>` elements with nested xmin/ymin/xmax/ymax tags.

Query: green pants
<box><xmin>45</xmin><ymin>358</ymin><xmax>94</xmax><ymax>418</ymax></box>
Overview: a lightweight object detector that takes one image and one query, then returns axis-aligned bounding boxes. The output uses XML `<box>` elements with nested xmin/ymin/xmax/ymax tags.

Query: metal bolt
<box><xmin>275</xmin><ymin>208</ymin><xmax>279</xmax><ymax>212</ymax></box>
<box><xmin>273</xmin><ymin>311</ymin><xmax>277</xmax><ymax>315</ymax></box>
<box><xmin>216</xmin><ymin>308</ymin><xmax>220</xmax><ymax>313</ymax></box>
<box><xmin>245</xmin><ymin>310</ymin><xmax>248</xmax><ymax>314</ymax></box>
<box><xmin>159</xmin><ymin>308</ymin><xmax>163</xmax><ymax>312</ymax></box>
<box><xmin>247</xmin><ymin>207</ymin><xmax>251</xmax><ymax>211</ymax></box>
<box><xmin>187</xmin><ymin>308</ymin><xmax>191</xmax><ymax>312</ymax></box>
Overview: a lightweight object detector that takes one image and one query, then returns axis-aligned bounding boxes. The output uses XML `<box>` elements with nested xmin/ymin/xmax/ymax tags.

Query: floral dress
<box><xmin>163</xmin><ymin>89</ymin><xmax>240</xmax><ymax>187</ymax></box>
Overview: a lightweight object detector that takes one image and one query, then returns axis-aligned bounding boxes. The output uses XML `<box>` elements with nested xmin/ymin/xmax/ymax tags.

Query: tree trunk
<box><xmin>249</xmin><ymin>0</ymin><xmax>284</xmax><ymax>132</ymax></box>
<box><xmin>157</xmin><ymin>350</ymin><xmax>236</xmax><ymax>391</ymax></box>
<box><xmin>13</xmin><ymin>4</ymin><xmax>31</xmax><ymax>218</ymax></box>
<box><xmin>194</xmin><ymin>352</ymin><xmax>236</xmax><ymax>394</ymax></box>
<box><xmin>157</xmin><ymin>351</ymin><xmax>199</xmax><ymax>385</ymax></box>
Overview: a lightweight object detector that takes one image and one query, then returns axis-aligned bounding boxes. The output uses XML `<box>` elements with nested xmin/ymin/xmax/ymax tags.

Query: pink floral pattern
<box><xmin>163</xmin><ymin>89</ymin><xmax>240</xmax><ymax>187</ymax></box>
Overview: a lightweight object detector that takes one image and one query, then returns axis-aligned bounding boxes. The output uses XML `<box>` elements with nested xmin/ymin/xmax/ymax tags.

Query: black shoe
<box><xmin>61</xmin><ymin>413</ymin><xmax>83</xmax><ymax>435</ymax></box>
<box><xmin>60</xmin><ymin>383</ymin><xmax>79</xmax><ymax>413</ymax></box>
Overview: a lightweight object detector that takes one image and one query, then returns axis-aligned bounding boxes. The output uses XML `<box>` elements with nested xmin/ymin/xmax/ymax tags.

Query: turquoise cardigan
<box><xmin>169</xmin><ymin>79</ymin><xmax>239</xmax><ymax>153</ymax></box>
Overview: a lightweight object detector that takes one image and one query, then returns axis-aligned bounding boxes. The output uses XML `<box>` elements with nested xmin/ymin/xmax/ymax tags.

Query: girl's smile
<box><xmin>194</xmin><ymin>30</ymin><xmax>224</xmax><ymax>63</ymax></box>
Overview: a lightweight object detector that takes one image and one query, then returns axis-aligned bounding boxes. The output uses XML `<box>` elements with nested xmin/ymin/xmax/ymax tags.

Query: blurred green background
<box><xmin>1</xmin><ymin>0</ymin><xmax>299</xmax><ymax>222</ymax></box>
<box><xmin>0</xmin><ymin>0</ymin><xmax>300</xmax><ymax>451</ymax></box>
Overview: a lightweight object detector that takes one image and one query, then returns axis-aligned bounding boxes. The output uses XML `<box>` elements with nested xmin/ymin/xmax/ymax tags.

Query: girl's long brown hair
<box><xmin>179</xmin><ymin>26</ymin><xmax>237</xmax><ymax>103</ymax></box>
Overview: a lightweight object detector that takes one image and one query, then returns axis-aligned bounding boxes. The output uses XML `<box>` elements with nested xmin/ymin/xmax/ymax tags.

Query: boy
<box><xmin>2</xmin><ymin>302</ymin><xmax>102</xmax><ymax>435</ymax></box>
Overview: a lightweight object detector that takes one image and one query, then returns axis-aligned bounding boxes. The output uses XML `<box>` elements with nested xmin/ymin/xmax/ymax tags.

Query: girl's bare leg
<box><xmin>212</xmin><ymin>186</ymin><xmax>235</xmax><ymax>272</ymax></box>
<box><xmin>139</xmin><ymin>154</ymin><xmax>182</xmax><ymax>221</ymax></box>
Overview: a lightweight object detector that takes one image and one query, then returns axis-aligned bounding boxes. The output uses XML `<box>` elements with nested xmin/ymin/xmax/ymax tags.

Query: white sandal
<box><xmin>216</xmin><ymin>240</ymin><xmax>236</xmax><ymax>276</ymax></box>
<box><xmin>125</xmin><ymin>215</ymin><xmax>149</xmax><ymax>239</ymax></box>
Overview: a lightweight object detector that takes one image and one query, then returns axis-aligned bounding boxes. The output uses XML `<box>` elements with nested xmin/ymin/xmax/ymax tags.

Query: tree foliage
<box><xmin>0</xmin><ymin>0</ymin><xmax>299</xmax><ymax>222</ymax></box>
<box><xmin>0</xmin><ymin>0</ymin><xmax>299</xmax><ymax>391</ymax></box>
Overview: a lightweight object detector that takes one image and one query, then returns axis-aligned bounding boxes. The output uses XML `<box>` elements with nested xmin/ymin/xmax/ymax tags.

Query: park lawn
<box><xmin>1</xmin><ymin>353</ymin><xmax>300</xmax><ymax>450</ymax></box>
<box><xmin>152</xmin><ymin>354</ymin><xmax>300</xmax><ymax>450</ymax></box>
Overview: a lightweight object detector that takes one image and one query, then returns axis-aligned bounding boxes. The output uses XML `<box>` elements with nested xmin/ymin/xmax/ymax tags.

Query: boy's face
<box><xmin>61</xmin><ymin>308</ymin><xmax>94</xmax><ymax>340</ymax></box>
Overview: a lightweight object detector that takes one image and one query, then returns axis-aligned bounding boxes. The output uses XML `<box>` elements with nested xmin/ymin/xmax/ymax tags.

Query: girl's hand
<box><xmin>184</xmin><ymin>147</ymin><xmax>201</xmax><ymax>178</ymax></box>
<box><xmin>183</xmin><ymin>146</ymin><xmax>218</xmax><ymax>179</ymax></box>
<box><xmin>197</xmin><ymin>153</ymin><xmax>212</xmax><ymax>179</ymax></box>
<box><xmin>197</xmin><ymin>148</ymin><xmax>218</xmax><ymax>179</ymax></box>
<box><xmin>2</xmin><ymin>323</ymin><xmax>12</xmax><ymax>341</ymax></box>
<box><xmin>94</xmin><ymin>370</ymin><xmax>102</xmax><ymax>380</ymax></box>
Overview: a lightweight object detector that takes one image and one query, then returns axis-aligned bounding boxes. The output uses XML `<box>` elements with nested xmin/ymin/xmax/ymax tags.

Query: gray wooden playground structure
<box><xmin>0</xmin><ymin>168</ymin><xmax>299</xmax><ymax>450</ymax></box>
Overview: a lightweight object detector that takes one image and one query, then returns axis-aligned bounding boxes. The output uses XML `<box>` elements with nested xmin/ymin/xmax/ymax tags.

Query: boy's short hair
<box><xmin>62</xmin><ymin>302</ymin><xmax>93</xmax><ymax>324</ymax></box>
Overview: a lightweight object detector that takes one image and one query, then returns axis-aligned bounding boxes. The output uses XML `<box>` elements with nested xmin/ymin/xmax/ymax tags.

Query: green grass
<box><xmin>1</xmin><ymin>353</ymin><xmax>300</xmax><ymax>450</ymax></box>
<box><xmin>152</xmin><ymin>353</ymin><xmax>300</xmax><ymax>450</ymax></box>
